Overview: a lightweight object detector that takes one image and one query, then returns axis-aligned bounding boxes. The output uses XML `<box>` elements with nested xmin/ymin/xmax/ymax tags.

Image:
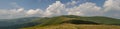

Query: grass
<box><xmin>20</xmin><ymin>15</ymin><xmax>120</xmax><ymax>29</ymax></box>
<box><xmin>21</xmin><ymin>23</ymin><xmax>120</xmax><ymax>29</ymax></box>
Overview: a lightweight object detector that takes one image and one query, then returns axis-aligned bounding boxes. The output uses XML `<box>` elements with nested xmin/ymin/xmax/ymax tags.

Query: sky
<box><xmin>0</xmin><ymin>0</ymin><xmax>120</xmax><ymax>19</ymax></box>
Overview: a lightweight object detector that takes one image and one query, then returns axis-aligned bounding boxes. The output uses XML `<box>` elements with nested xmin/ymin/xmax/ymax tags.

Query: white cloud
<box><xmin>43</xmin><ymin>1</ymin><xmax>102</xmax><ymax>17</ymax></box>
<box><xmin>43</xmin><ymin>1</ymin><xmax>66</xmax><ymax>17</ymax></box>
<box><xmin>104</xmin><ymin>0</ymin><xmax>120</xmax><ymax>11</ymax></box>
<box><xmin>26</xmin><ymin>9</ymin><xmax>41</xmax><ymax>15</ymax></box>
<box><xmin>103</xmin><ymin>0</ymin><xmax>120</xmax><ymax>18</ymax></box>
<box><xmin>66</xmin><ymin>2</ymin><xmax>102</xmax><ymax>16</ymax></box>
<box><xmin>0</xmin><ymin>8</ymin><xmax>25</xmax><ymax>19</ymax></box>
<box><xmin>0</xmin><ymin>0</ymin><xmax>120</xmax><ymax>19</ymax></box>
<box><xmin>0</xmin><ymin>1</ymin><xmax>108</xmax><ymax>19</ymax></box>
<box><xmin>26</xmin><ymin>9</ymin><xmax>43</xmax><ymax>17</ymax></box>
<box><xmin>0</xmin><ymin>8</ymin><xmax>43</xmax><ymax>19</ymax></box>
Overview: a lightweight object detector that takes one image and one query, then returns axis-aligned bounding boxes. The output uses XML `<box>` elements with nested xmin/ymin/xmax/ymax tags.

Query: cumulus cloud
<box><xmin>0</xmin><ymin>0</ymin><xmax>120</xmax><ymax>19</ymax></box>
<box><xmin>0</xmin><ymin>8</ymin><xmax>25</xmax><ymax>19</ymax></box>
<box><xmin>66</xmin><ymin>2</ymin><xmax>102</xmax><ymax>16</ymax></box>
<box><xmin>26</xmin><ymin>9</ymin><xmax>43</xmax><ymax>15</ymax></box>
<box><xmin>104</xmin><ymin>0</ymin><xmax>120</xmax><ymax>11</ymax></box>
<box><xmin>43</xmin><ymin>0</ymin><xmax>120</xmax><ymax>18</ymax></box>
<box><xmin>25</xmin><ymin>9</ymin><xmax>43</xmax><ymax>17</ymax></box>
<box><xmin>103</xmin><ymin>0</ymin><xmax>120</xmax><ymax>18</ymax></box>
<box><xmin>43</xmin><ymin>1</ymin><xmax>102</xmax><ymax>16</ymax></box>
<box><xmin>43</xmin><ymin>1</ymin><xmax>66</xmax><ymax>17</ymax></box>
<box><xmin>0</xmin><ymin>8</ymin><xmax>43</xmax><ymax>19</ymax></box>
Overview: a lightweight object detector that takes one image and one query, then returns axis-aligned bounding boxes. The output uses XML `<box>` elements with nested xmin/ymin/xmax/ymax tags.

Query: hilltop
<box><xmin>0</xmin><ymin>15</ymin><xmax>120</xmax><ymax>29</ymax></box>
<box><xmin>20</xmin><ymin>15</ymin><xmax>120</xmax><ymax>29</ymax></box>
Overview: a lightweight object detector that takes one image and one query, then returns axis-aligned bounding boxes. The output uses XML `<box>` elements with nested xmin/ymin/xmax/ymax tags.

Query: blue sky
<box><xmin>0</xmin><ymin>0</ymin><xmax>105</xmax><ymax>10</ymax></box>
<box><xmin>0</xmin><ymin>0</ymin><xmax>120</xmax><ymax>19</ymax></box>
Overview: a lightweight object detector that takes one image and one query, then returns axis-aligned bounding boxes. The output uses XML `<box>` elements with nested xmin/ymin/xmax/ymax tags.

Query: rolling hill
<box><xmin>0</xmin><ymin>17</ymin><xmax>39</xmax><ymax>29</ymax></box>
<box><xmin>22</xmin><ymin>24</ymin><xmax>120</xmax><ymax>29</ymax></box>
<box><xmin>20</xmin><ymin>15</ymin><xmax>120</xmax><ymax>29</ymax></box>
<box><xmin>0</xmin><ymin>15</ymin><xmax>120</xmax><ymax>29</ymax></box>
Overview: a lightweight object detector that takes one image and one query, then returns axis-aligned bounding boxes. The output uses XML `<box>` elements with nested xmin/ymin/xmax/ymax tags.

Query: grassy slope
<box><xmin>22</xmin><ymin>23</ymin><xmax>120</xmax><ymax>29</ymax></box>
<box><xmin>21</xmin><ymin>15</ymin><xmax>120</xmax><ymax>29</ymax></box>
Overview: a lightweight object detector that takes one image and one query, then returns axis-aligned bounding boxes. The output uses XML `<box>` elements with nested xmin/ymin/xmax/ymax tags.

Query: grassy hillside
<box><xmin>1</xmin><ymin>15</ymin><xmax>120</xmax><ymax>29</ymax></box>
<box><xmin>22</xmin><ymin>24</ymin><xmax>120</xmax><ymax>29</ymax></box>
<box><xmin>21</xmin><ymin>15</ymin><xmax>120</xmax><ymax>29</ymax></box>
<box><xmin>31</xmin><ymin>15</ymin><xmax>120</xmax><ymax>26</ymax></box>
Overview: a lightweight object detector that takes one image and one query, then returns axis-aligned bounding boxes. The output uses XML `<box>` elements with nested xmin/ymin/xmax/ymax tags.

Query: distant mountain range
<box><xmin>0</xmin><ymin>15</ymin><xmax>120</xmax><ymax>29</ymax></box>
